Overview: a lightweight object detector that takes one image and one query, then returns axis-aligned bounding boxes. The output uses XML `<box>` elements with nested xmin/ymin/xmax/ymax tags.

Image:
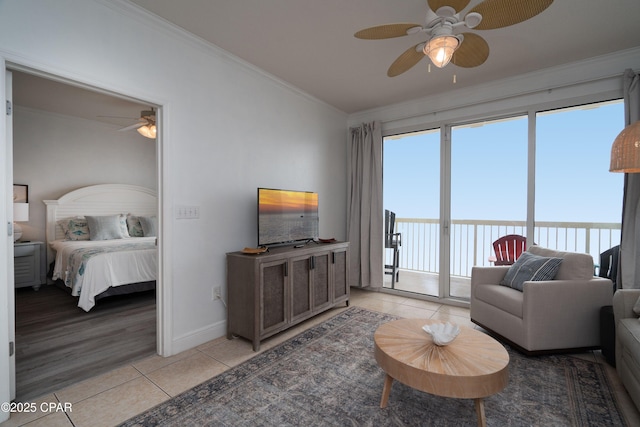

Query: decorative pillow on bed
<box><xmin>58</xmin><ymin>217</ymin><xmax>90</xmax><ymax>241</ymax></box>
<box><xmin>86</xmin><ymin>214</ymin><xmax>130</xmax><ymax>240</ymax></box>
<box><xmin>499</xmin><ymin>251</ymin><xmax>563</xmax><ymax>292</ymax></box>
<box><xmin>139</xmin><ymin>215</ymin><xmax>157</xmax><ymax>237</ymax></box>
<box><xmin>126</xmin><ymin>214</ymin><xmax>144</xmax><ymax>237</ymax></box>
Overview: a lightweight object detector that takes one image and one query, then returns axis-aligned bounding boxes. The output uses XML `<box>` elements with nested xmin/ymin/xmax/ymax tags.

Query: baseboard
<box><xmin>171</xmin><ymin>319</ymin><xmax>227</xmax><ymax>355</ymax></box>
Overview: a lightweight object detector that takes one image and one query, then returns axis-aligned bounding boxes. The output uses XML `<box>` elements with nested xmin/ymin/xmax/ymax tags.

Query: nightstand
<box><xmin>14</xmin><ymin>241</ymin><xmax>46</xmax><ymax>290</ymax></box>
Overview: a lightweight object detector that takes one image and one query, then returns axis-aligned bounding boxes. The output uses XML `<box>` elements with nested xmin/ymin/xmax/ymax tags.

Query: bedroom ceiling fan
<box><xmin>100</xmin><ymin>108</ymin><xmax>157</xmax><ymax>139</ymax></box>
<box><xmin>118</xmin><ymin>109</ymin><xmax>157</xmax><ymax>139</ymax></box>
<box><xmin>354</xmin><ymin>0</ymin><xmax>554</xmax><ymax>77</ymax></box>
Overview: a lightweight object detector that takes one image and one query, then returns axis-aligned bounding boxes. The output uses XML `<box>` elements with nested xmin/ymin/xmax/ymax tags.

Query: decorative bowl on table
<box><xmin>422</xmin><ymin>322</ymin><xmax>460</xmax><ymax>346</ymax></box>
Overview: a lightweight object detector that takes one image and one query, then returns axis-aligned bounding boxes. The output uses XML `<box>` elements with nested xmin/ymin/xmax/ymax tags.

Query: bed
<box><xmin>43</xmin><ymin>184</ymin><xmax>158</xmax><ymax>311</ymax></box>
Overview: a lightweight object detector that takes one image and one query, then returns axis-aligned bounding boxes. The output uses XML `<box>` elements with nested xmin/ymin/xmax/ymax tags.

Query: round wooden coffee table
<box><xmin>374</xmin><ymin>318</ymin><xmax>509</xmax><ymax>427</ymax></box>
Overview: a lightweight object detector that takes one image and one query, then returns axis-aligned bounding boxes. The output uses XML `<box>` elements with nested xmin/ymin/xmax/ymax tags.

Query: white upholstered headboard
<box><xmin>43</xmin><ymin>184</ymin><xmax>157</xmax><ymax>263</ymax></box>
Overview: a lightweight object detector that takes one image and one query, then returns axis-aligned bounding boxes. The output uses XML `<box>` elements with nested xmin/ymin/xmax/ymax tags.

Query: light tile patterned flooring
<box><xmin>3</xmin><ymin>288</ymin><xmax>639</xmax><ymax>426</ymax></box>
<box><xmin>383</xmin><ymin>269</ymin><xmax>472</xmax><ymax>299</ymax></box>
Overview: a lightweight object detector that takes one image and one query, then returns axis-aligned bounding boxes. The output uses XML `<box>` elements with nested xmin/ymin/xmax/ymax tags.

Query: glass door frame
<box><xmin>384</xmin><ymin>113</ymin><xmax>533</xmax><ymax>302</ymax></box>
<box><xmin>439</xmin><ymin>124</ymin><xmax>452</xmax><ymax>299</ymax></box>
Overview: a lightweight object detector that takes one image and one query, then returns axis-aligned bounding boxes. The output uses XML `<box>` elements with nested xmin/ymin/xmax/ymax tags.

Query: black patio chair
<box><xmin>384</xmin><ymin>210</ymin><xmax>401</xmax><ymax>287</ymax></box>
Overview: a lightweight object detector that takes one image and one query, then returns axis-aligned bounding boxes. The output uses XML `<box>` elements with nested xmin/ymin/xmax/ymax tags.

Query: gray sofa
<box><xmin>613</xmin><ymin>289</ymin><xmax>640</xmax><ymax>411</ymax></box>
<box><xmin>471</xmin><ymin>245</ymin><xmax>613</xmax><ymax>354</ymax></box>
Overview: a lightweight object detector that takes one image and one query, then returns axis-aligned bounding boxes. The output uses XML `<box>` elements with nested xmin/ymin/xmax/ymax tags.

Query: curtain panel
<box><xmin>347</xmin><ymin>121</ymin><xmax>383</xmax><ymax>288</ymax></box>
<box><xmin>620</xmin><ymin>68</ymin><xmax>640</xmax><ymax>289</ymax></box>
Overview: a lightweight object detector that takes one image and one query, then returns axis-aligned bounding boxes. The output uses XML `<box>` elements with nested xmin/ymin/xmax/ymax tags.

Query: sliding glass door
<box><xmin>382</xmin><ymin>100</ymin><xmax>622</xmax><ymax>302</ymax></box>
<box><xmin>450</xmin><ymin>116</ymin><xmax>528</xmax><ymax>298</ymax></box>
<box><xmin>535</xmin><ymin>101</ymin><xmax>623</xmax><ymax>262</ymax></box>
<box><xmin>383</xmin><ymin>129</ymin><xmax>440</xmax><ymax>295</ymax></box>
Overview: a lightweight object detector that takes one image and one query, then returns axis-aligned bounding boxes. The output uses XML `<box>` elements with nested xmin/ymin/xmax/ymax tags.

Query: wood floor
<box><xmin>15</xmin><ymin>284</ymin><xmax>156</xmax><ymax>402</ymax></box>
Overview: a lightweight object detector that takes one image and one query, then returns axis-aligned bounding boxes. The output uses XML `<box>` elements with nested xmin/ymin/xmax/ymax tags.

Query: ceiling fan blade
<box><xmin>469</xmin><ymin>0</ymin><xmax>553</xmax><ymax>30</ymax></box>
<box><xmin>354</xmin><ymin>23</ymin><xmax>422</xmax><ymax>40</ymax></box>
<box><xmin>387</xmin><ymin>43</ymin><xmax>424</xmax><ymax>77</ymax></box>
<box><xmin>451</xmin><ymin>33</ymin><xmax>489</xmax><ymax>68</ymax></box>
<box><xmin>118</xmin><ymin>120</ymin><xmax>147</xmax><ymax>132</ymax></box>
<box><xmin>427</xmin><ymin>0</ymin><xmax>471</xmax><ymax>14</ymax></box>
<box><xmin>97</xmin><ymin>115</ymin><xmax>140</xmax><ymax>120</ymax></box>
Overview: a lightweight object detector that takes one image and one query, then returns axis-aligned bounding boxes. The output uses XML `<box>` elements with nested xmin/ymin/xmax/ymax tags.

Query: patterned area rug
<box><xmin>122</xmin><ymin>307</ymin><xmax>626</xmax><ymax>426</ymax></box>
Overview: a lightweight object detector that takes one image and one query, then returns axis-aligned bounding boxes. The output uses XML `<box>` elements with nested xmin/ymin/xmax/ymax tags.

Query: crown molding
<box><xmin>348</xmin><ymin>46</ymin><xmax>640</xmax><ymax>127</ymax></box>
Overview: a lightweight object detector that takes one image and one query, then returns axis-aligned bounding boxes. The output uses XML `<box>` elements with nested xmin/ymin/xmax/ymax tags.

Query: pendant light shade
<box><xmin>423</xmin><ymin>35</ymin><xmax>460</xmax><ymax>68</ymax></box>
<box><xmin>137</xmin><ymin>124</ymin><xmax>157</xmax><ymax>139</ymax></box>
<box><xmin>610</xmin><ymin>121</ymin><xmax>640</xmax><ymax>173</ymax></box>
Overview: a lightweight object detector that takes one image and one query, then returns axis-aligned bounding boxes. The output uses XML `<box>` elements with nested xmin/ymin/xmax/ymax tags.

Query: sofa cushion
<box><xmin>528</xmin><ymin>245</ymin><xmax>594</xmax><ymax>280</ymax></box>
<box><xmin>618</xmin><ymin>318</ymin><xmax>640</xmax><ymax>363</ymax></box>
<box><xmin>634</xmin><ymin>296</ymin><xmax>640</xmax><ymax>317</ymax></box>
<box><xmin>500</xmin><ymin>251</ymin><xmax>563</xmax><ymax>291</ymax></box>
<box><xmin>475</xmin><ymin>283</ymin><xmax>524</xmax><ymax>318</ymax></box>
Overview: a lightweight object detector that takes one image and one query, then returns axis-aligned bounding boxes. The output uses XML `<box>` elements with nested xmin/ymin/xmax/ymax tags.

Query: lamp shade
<box><xmin>137</xmin><ymin>124</ymin><xmax>157</xmax><ymax>139</ymax></box>
<box><xmin>610</xmin><ymin>120</ymin><xmax>640</xmax><ymax>173</ymax></box>
<box><xmin>423</xmin><ymin>35</ymin><xmax>460</xmax><ymax>68</ymax></box>
<box><xmin>13</xmin><ymin>202</ymin><xmax>29</xmax><ymax>222</ymax></box>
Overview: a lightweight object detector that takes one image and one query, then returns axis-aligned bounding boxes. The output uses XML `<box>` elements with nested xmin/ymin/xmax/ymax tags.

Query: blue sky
<box><xmin>384</xmin><ymin>100</ymin><xmax>625</xmax><ymax>224</ymax></box>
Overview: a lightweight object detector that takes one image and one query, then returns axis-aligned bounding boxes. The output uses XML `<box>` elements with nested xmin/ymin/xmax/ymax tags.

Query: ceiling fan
<box><xmin>100</xmin><ymin>109</ymin><xmax>157</xmax><ymax>139</ymax></box>
<box><xmin>118</xmin><ymin>109</ymin><xmax>157</xmax><ymax>139</ymax></box>
<box><xmin>354</xmin><ymin>0</ymin><xmax>554</xmax><ymax>77</ymax></box>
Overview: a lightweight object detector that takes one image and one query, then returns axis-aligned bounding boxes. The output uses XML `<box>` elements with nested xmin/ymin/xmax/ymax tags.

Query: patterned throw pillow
<box><xmin>58</xmin><ymin>217</ymin><xmax>90</xmax><ymax>241</ymax></box>
<box><xmin>117</xmin><ymin>213</ymin><xmax>130</xmax><ymax>238</ymax></box>
<box><xmin>139</xmin><ymin>215</ymin><xmax>157</xmax><ymax>237</ymax></box>
<box><xmin>500</xmin><ymin>251</ymin><xmax>563</xmax><ymax>292</ymax></box>
<box><xmin>126</xmin><ymin>214</ymin><xmax>144</xmax><ymax>237</ymax></box>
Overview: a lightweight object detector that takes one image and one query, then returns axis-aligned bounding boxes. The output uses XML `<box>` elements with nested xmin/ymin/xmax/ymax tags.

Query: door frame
<box><xmin>0</xmin><ymin>57</ymin><xmax>173</xmax><ymax>407</ymax></box>
<box><xmin>1</xmin><ymin>60</ymin><xmax>12</xmax><ymax>422</ymax></box>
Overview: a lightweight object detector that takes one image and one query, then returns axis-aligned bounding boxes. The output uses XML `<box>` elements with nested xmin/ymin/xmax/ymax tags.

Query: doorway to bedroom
<box><xmin>10</xmin><ymin>69</ymin><xmax>161</xmax><ymax>401</ymax></box>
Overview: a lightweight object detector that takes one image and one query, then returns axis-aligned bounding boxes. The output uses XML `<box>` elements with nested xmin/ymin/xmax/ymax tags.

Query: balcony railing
<box><xmin>391</xmin><ymin>218</ymin><xmax>621</xmax><ymax>278</ymax></box>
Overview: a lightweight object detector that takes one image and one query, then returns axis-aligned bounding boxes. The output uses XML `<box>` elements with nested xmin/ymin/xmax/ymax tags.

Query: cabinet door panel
<box><xmin>291</xmin><ymin>258</ymin><xmax>311</xmax><ymax>320</ymax></box>
<box><xmin>260</xmin><ymin>261</ymin><xmax>287</xmax><ymax>334</ymax></box>
<box><xmin>312</xmin><ymin>253</ymin><xmax>331</xmax><ymax>311</ymax></box>
<box><xmin>14</xmin><ymin>256</ymin><xmax>36</xmax><ymax>284</ymax></box>
<box><xmin>333</xmin><ymin>249</ymin><xmax>348</xmax><ymax>301</ymax></box>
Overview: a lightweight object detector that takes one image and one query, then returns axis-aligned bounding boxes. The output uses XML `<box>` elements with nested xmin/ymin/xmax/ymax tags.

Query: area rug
<box><xmin>122</xmin><ymin>307</ymin><xmax>626</xmax><ymax>426</ymax></box>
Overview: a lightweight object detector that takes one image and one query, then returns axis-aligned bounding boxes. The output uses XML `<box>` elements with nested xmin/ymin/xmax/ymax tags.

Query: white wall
<box><xmin>0</xmin><ymin>0</ymin><xmax>348</xmax><ymax>355</ymax></box>
<box><xmin>13</xmin><ymin>106</ymin><xmax>157</xmax><ymax>244</ymax></box>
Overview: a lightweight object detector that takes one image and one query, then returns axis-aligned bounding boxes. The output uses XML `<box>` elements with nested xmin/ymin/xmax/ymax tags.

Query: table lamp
<box><xmin>13</xmin><ymin>202</ymin><xmax>29</xmax><ymax>242</ymax></box>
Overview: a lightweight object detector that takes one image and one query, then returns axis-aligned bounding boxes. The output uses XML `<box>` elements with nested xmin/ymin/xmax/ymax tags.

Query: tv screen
<box><xmin>258</xmin><ymin>188</ymin><xmax>319</xmax><ymax>246</ymax></box>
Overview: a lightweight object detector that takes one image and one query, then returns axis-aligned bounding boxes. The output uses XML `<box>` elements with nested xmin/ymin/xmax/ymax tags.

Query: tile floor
<box><xmin>2</xmin><ymin>288</ymin><xmax>639</xmax><ymax>426</ymax></box>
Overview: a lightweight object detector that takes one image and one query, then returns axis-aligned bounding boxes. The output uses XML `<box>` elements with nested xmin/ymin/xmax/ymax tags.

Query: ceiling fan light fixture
<box><xmin>137</xmin><ymin>124</ymin><xmax>157</xmax><ymax>139</ymax></box>
<box><xmin>423</xmin><ymin>35</ymin><xmax>459</xmax><ymax>68</ymax></box>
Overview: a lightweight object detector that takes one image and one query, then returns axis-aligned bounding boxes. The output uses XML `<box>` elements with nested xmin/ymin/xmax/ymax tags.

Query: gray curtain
<box><xmin>620</xmin><ymin>69</ymin><xmax>640</xmax><ymax>289</ymax></box>
<box><xmin>347</xmin><ymin>121</ymin><xmax>383</xmax><ymax>288</ymax></box>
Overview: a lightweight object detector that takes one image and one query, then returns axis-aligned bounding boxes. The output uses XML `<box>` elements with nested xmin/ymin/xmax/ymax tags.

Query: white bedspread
<box><xmin>50</xmin><ymin>237</ymin><xmax>157</xmax><ymax>311</ymax></box>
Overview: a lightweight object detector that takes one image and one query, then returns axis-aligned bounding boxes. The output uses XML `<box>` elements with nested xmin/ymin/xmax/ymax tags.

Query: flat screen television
<box><xmin>258</xmin><ymin>187</ymin><xmax>319</xmax><ymax>247</ymax></box>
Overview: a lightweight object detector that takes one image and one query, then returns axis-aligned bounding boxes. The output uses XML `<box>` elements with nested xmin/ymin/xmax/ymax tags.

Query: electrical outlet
<box><xmin>213</xmin><ymin>286</ymin><xmax>221</xmax><ymax>301</ymax></box>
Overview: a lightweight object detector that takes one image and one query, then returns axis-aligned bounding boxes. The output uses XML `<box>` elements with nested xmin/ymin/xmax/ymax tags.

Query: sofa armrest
<box><xmin>523</xmin><ymin>278</ymin><xmax>613</xmax><ymax>309</ymax></box>
<box><xmin>521</xmin><ymin>277</ymin><xmax>613</xmax><ymax>349</ymax></box>
<box><xmin>613</xmin><ymin>289</ymin><xmax>640</xmax><ymax>324</ymax></box>
<box><xmin>471</xmin><ymin>266</ymin><xmax>511</xmax><ymax>286</ymax></box>
<box><xmin>522</xmin><ymin>278</ymin><xmax>613</xmax><ymax>328</ymax></box>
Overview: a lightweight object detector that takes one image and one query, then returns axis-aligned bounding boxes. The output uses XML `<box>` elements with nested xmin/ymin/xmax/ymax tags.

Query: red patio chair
<box><xmin>489</xmin><ymin>234</ymin><xmax>526</xmax><ymax>265</ymax></box>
